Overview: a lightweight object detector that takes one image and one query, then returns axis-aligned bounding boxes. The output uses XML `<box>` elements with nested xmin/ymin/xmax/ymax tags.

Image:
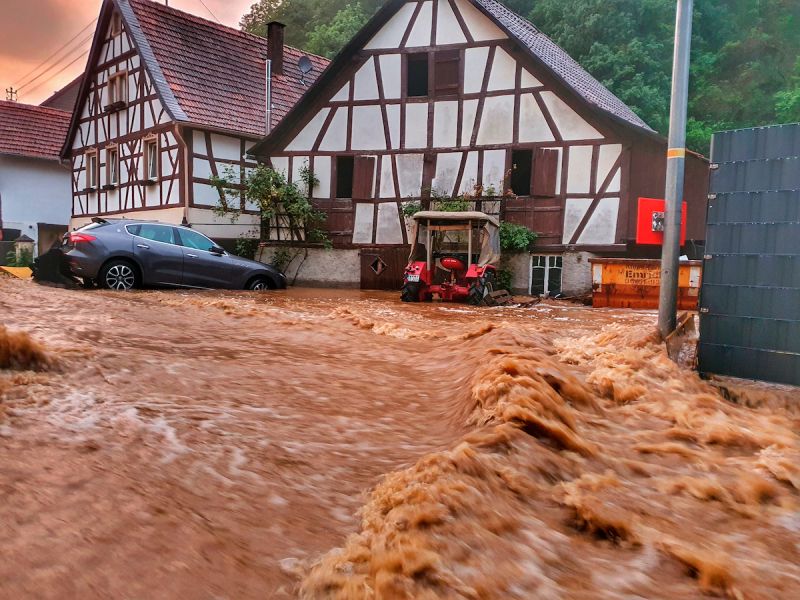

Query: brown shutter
<box><xmin>532</xmin><ymin>148</ymin><xmax>559</xmax><ymax>197</ymax></box>
<box><xmin>352</xmin><ymin>156</ymin><xmax>376</xmax><ymax>200</ymax></box>
<box><xmin>433</xmin><ymin>50</ymin><xmax>460</xmax><ymax>98</ymax></box>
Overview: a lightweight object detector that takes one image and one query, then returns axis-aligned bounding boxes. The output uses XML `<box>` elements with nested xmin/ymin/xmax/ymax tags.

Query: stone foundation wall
<box><xmin>257</xmin><ymin>246</ymin><xmax>360</xmax><ymax>288</ymax></box>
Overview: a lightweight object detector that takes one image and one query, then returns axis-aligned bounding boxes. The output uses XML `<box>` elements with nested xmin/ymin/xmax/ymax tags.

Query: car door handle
<box><xmin>137</xmin><ymin>243</ymin><xmax>150</xmax><ymax>249</ymax></box>
<box><xmin>186</xmin><ymin>253</ymin><xmax>198</xmax><ymax>258</ymax></box>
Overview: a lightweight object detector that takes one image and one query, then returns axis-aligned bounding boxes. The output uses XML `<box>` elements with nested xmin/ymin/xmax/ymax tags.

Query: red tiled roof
<box><xmin>0</xmin><ymin>101</ymin><xmax>71</xmax><ymax>160</ymax></box>
<box><xmin>126</xmin><ymin>0</ymin><xmax>329</xmax><ymax>137</ymax></box>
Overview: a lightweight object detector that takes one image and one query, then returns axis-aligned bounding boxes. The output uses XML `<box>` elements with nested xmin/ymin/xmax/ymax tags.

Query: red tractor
<box><xmin>401</xmin><ymin>211</ymin><xmax>502</xmax><ymax>305</ymax></box>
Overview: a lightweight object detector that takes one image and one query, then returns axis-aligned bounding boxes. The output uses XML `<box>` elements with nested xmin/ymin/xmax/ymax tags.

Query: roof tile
<box><xmin>126</xmin><ymin>0</ymin><xmax>329</xmax><ymax>137</ymax></box>
<box><xmin>0</xmin><ymin>101</ymin><xmax>71</xmax><ymax>160</ymax></box>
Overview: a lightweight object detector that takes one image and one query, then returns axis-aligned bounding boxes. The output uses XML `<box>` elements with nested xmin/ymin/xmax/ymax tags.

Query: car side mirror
<box><xmin>210</xmin><ymin>246</ymin><xmax>225</xmax><ymax>255</ymax></box>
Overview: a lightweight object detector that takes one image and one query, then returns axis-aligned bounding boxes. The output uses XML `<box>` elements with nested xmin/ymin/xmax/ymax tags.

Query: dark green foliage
<box><xmin>494</xmin><ymin>268</ymin><xmax>513</xmax><ymax>293</ymax></box>
<box><xmin>499</xmin><ymin>222</ymin><xmax>537</xmax><ymax>253</ymax></box>
<box><xmin>234</xmin><ymin>237</ymin><xmax>259</xmax><ymax>259</ymax></box>
<box><xmin>5</xmin><ymin>249</ymin><xmax>33</xmax><ymax>268</ymax></box>
<box><xmin>241</xmin><ymin>0</ymin><xmax>800</xmax><ymax>155</ymax></box>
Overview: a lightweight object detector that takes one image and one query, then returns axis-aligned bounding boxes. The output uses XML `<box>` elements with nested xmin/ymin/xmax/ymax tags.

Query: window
<box><xmin>530</xmin><ymin>255</ymin><xmax>563</xmax><ymax>296</ymax></box>
<box><xmin>144</xmin><ymin>138</ymin><xmax>158</xmax><ymax>181</ymax></box>
<box><xmin>433</xmin><ymin>50</ymin><xmax>460</xmax><ymax>97</ymax></box>
<box><xmin>136</xmin><ymin>224</ymin><xmax>176</xmax><ymax>245</ymax></box>
<box><xmin>510</xmin><ymin>149</ymin><xmax>533</xmax><ymax>196</ymax></box>
<box><xmin>108</xmin><ymin>72</ymin><xmax>127</xmax><ymax>106</ymax></box>
<box><xmin>532</xmin><ymin>148</ymin><xmax>559</xmax><ymax>197</ymax></box>
<box><xmin>177</xmin><ymin>228</ymin><xmax>215</xmax><ymax>251</ymax></box>
<box><xmin>85</xmin><ymin>151</ymin><xmax>98</xmax><ymax>189</ymax></box>
<box><xmin>110</xmin><ymin>13</ymin><xmax>123</xmax><ymax>37</ymax></box>
<box><xmin>335</xmin><ymin>155</ymin><xmax>355</xmax><ymax>198</ymax></box>
<box><xmin>106</xmin><ymin>147</ymin><xmax>119</xmax><ymax>186</ymax></box>
<box><xmin>406</xmin><ymin>53</ymin><xmax>429</xmax><ymax>97</ymax></box>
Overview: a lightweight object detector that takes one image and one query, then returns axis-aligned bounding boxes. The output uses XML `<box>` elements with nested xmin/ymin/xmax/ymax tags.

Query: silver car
<box><xmin>63</xmin><ymin>218</ymin><xmax>286</xmax><ymax>291</ymax></box>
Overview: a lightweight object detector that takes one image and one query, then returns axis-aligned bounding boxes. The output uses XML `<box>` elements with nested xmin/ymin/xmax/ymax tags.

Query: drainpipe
<box><xmin>265</xmin><ymin>57</ymin><xmax>272</xmax><ymax>135</ymax></box>
<box><xmin>172</xmin><ymin>124</ymin><xmax>191</xmax><ymax>225</ymax></box>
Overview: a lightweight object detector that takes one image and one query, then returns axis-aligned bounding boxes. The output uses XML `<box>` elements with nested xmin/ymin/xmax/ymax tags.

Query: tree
<box><xmin>306</xmin><ymin>3</ymin><xmax>369</xmax><ymax>58</ymax></box>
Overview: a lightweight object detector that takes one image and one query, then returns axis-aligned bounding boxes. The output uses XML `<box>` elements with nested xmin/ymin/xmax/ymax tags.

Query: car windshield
<box><xmin>178</xmin><ymin>228</ymin><xmax>215</xmax><ymax>251</ymax></box>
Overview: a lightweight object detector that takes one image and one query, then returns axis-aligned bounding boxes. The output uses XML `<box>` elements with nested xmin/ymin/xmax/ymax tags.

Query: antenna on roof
<box><xmin>5</xmin><ymin>87</ymin><xmax>17</xmax><ymax>102</ymax></box>
<box><xmin>298</xmin><ymin>56</ymin><xmax>313</xmax><ymax>86</ymax></box>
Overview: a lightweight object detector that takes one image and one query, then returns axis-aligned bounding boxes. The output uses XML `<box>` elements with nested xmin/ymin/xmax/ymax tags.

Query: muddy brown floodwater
<box><xmin>1</xmin><ymin>277</ymin><xmax>798</xmax><ymax>599</ymax></box>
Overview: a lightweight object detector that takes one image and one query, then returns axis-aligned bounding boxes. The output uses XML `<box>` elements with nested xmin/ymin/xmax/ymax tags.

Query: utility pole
<box><xmin>658</xmin><ymin>0</ymin><xmax>694</xmax><ymax>339</ymax></box>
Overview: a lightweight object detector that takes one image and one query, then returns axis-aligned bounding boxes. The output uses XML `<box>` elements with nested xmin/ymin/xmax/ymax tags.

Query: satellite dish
<box><xmin>298</xmin><ymin>55</ymin><xmax>313</xmax><ymax>85</ymax></box>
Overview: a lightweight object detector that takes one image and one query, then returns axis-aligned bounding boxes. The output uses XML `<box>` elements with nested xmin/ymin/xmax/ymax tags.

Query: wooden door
<box><xmin>359</xmin><ymin>246</ymin><xmax>410</xmax><ymax>290</ymax></box>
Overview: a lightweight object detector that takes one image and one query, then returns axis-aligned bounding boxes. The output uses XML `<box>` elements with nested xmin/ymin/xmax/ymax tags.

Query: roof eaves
<box><xmin>118</xmin><ymin>0</ymin><xmax>187</xmax><ymax>122</ymax></box>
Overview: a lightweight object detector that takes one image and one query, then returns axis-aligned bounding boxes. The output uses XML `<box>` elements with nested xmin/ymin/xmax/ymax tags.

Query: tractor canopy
<box><xmin>409</xmin><ymin>211</ymin><xmax>501</xmax><ymax>267</ymax></box>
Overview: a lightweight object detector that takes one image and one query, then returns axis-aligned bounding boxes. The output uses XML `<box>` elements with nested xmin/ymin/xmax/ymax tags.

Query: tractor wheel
<box><xmin>468</xmin><ymin>273</ymin><xmax>495</xmax><ymax>306</ymax></box>
<box><xmin>401</xmin><ymin>282</ymin><xmax>421</xmax><ymax>303</ymax></box>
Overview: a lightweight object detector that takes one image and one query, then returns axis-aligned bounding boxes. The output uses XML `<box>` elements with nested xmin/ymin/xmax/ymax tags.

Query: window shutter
<box><xmin>532</xmin><ymin>148</ymin><xmax>559</xmax><ymax>197</ymax></box>
<box><xmin>433</xmin><ymin>50</ymin><xmax>460</xmax><ymax>98</ymax></box>
<box><xmin>352</xmin><ymin>156</ymin><xmax>376</xmax><ymax>200</ymax></box>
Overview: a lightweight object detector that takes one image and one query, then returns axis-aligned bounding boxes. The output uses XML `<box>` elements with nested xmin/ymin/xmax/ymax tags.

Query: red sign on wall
<box><xmin>636</xmin><ymin>198</ymin><xmax>687</xmax><ymax>245</ymax></box>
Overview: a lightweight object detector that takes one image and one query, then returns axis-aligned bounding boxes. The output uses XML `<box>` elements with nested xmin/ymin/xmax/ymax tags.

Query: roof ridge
<box><xmin>126</xmin><ymin>0</ymin><xmax>329</xmax><ymax>62</ymax></box>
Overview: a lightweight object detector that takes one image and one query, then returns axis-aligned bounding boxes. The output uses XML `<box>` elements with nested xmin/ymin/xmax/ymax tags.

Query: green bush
<box><xmin>233</xmin><ymin>237</ymin><xmax>259</xmax><ymax>259</ymax></box>
<box><xmin>5</xmin><ymin>248</ymin><xmax>33</xmax><ymax>268</ymax></box>
<box><xmin>494</xmin><ymin>268</ymin><xmax>513</xmax><ymax>292</ymax></box>
<box><xmin>499</xmin><ymin>222</ymin><xmax>538</xmax><ymax>253</ymax></box>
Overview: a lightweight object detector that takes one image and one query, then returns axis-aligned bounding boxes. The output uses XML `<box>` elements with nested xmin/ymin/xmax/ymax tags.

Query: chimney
<box><xmin>267</xmin><ymin>21</ymin><xmax>285</xmax><ymax>76</ymax></box>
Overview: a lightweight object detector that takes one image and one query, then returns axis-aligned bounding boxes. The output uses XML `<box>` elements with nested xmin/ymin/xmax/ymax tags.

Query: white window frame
<box><xmin>85</xmin><ymin>150</ymin><xmax>98</xmax><ymax>190</ymax></box>
<box><xmin>106</xmin><ymin>145</ymin><xmax>119</xmax><ymax>186</ymax></box>
<box><xmin>529</xmin><ymin>254</ymin><xmax>563</xmax><ymax>296</ymax></box>
<box><xmin>144</xmin><ymin>137</ymin><xmax>159</xmax><ymax>182</ymax></box>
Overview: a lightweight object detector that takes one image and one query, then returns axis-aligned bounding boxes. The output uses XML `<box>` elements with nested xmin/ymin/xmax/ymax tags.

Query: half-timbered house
<box><xmin>251</xmin><ymin>0</ymin><xmax>709</xmax><ymax>293</ymax></box>
<box><xmin>62</xmin><ymin>0</ymin><xmax>328</xmax><ymax>245</ymax></box>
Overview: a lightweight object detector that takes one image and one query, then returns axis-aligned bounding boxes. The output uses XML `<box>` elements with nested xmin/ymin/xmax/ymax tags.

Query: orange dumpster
<box><xmin>589</xmin><ymin>258</ymin><xmax>702</xmax><ymax>310</ymax></box>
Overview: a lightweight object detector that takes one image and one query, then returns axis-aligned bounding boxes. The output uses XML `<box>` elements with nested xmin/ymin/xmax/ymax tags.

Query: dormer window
<box><xmin>110</xmin><ymin>13</ymin><xmax>123</xmax><ymax>37</ymax></box>
<box><xmin>108</xmin><ymin>72</ymin><xmax>127</xmax><ymax>107</ymax></box>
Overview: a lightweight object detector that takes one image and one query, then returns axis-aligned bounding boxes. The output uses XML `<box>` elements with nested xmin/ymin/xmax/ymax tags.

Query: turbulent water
<box><xmin>0</xmin><ymin>277</ymin><xmax>798</xmax><ymax>599</ymax></box>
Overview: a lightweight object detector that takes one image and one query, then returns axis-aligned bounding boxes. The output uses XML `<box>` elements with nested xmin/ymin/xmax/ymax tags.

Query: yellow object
<box><xmin>0</xmin><ymin>266</ymin><xmax>33</xmax><ymax>279</ymax></box>
<box><xmin>667</xmin><ymin>147</ymin><xmax>687</xmax><ymax>159</ymax></box>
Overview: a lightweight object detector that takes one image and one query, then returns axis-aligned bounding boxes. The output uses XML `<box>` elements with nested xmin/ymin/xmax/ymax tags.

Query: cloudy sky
<box><xmin>0</xmin><ymin>0</ymin><xmax>255</xmax><ymax>104</ymax></box>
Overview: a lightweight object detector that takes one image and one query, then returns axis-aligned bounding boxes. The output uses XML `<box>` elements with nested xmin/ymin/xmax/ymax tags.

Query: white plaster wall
<box><xmin>351</xmin><ymin>106</ymin><xmax>387</xmax><ymax>150</ymax></box>
<box><xmin>365</xmin><ymin>2</ymin><xmax>416</xmax><ymax>49</ymax></box>
<box><xmin>567</xmin><ymin>145</ymin><xmax>593</xmax><ymax>194</ymax></box>
<box><xmin>519</xmin><ymin>94</ymin><xmax>555</xmax><ymax>142</ymax></box>
<box><xmin>379</xmin><ymin>55</ymin><xmax>402</xmax><ymax>99</ymax></box>
<box><xmin>433</xmin><ymin>101</ymin><xmax>459</xmax><ymax>148</ymax></box>
<box><xmin>319</xmin><ymin>108</ymin><xmax>347</xmax><ymax>151</ymax></box>
<box><xmin>406</xmin><ymin>1</ymin><xmax>433</xmax><ymax>47</ymax></box>
<box><xmin>541</xmin><ymin>92</ymin><xmax>602</xmax><ymax>141</ymax></box>
<box><xmin>210</xmin><ymin>133</ymin><xmax>242</xmax><ymax>161</ymax></box>
<box><xmin>578</xmin><ymin>198</ymin><xmax>619</xmax><ymax>245</ymax></box>
<box><xmin>487</xmin><ymin>47</ymin><xmax>517</xmax><ymax>91</ymax></box>
<box><xmin>455</xmin><ymin>0</ymin><xmax>507</xmax><ymax>41</ymax></box>
<box><xmin>520</xmin><ymin>69</ymin><xmax>541</xmax><ymax>88</ymax></box>
<box><xmin>380</xmin><ymin>155</ymin><xmax>396</xmax><ymax>198</ymax></box>
<box><xmin>396</xmin><ymin>154</ymin><xmax>424</xmax><ymax>197</ymax></box>
<box><xmin>270</xmin><ymin>156</ymin><xmax>289</xmax><ymax>177</ymax></box>
<box><xmin>352</xmin><ymin>202</ymin><xmax>374</xmax><ymax>243</ymax></box>
<box><xmin>432</xmin><ymin>152</ymin><xmax>462</xmax><ymax>196</ymax></box>
<box><xmin>353</xmin><ymin>58</ymin><xmax>379</xmax><ymax>100</ymax></box>
<box><xmin>0</xmin><ymin>156</ymin><xmax>71</xmax><ymax>252</ymax></box>
<box><xmin>313</xmin><ymin>156</ymin><xmax>332</xmax><ymax>199</ymax></box>
<box><xmin>464</xmin><ymin>47</ymin><xmax>490</xmax><ymax>93</ymax></box>
<box><xmin>477</xmin><ymin>95</ymin><xmax>514</xmax><ymax>145</ymax></box>
<box><xmin>562</xmin><ymin>198</ymin><xmax>591</xmax><ymax>243</ymax></box>
<box><xmin>597</xmin><ymin>144</ymin><xmax>622</xmax><ymax>191</ymax></box>
<box><xmin>457</xmin><ymin>151</ymin><xmax>479</xmax><ymax>194</ymax></box>
<box><xmin>482</xmin><ymin>149</ymin><xmax>506</xmax><ymax>193</ymax></box>
<box><xmin>376</xmin><ymin>202</ymin><xmax>404</xmax><ymax>244</ymax></box>
<box><xmin>286</xmin><ymin>108</ymin><xmax>330</xmax><ymax>151</ymax></box>
<box><xmin>405</xmin><ymin>103</ymin><xmax>429</xmax><ymax>149</ymax></box>
<box><xmin>435</xmin><ymin>0</ymin><xmax>467</xmax><ymax>45</ymax></box>
<box><xmin>386</xmin><ymin>104</ymin><xmax>401</xmax><ymax>149</ymax></box>
<box><xmin>291</xmin><ymin>156</ymin><xmax>310</xmax><ymax>186</ymax></box>
<box><xmin>461</xmin><ymin>99</ymin><xmax>478</xmax><ymax>146</ymax></box>
<box><xmin>331</xmin><ymin>82</ymin><xmax>350</xmax><ymax>102</ymax></box>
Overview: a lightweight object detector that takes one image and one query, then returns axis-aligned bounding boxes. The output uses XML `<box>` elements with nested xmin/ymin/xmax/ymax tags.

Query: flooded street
<box><xmin>1</xmin><ymin>277</ymin><xmax>798</xmax><ymax>599</ymax></box>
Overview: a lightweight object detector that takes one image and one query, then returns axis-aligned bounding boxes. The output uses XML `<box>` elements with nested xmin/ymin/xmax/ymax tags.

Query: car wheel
<box><xmin>247</xmin><ymin>276</ymin><xmax>272</xmax><ymax>291</ymax></box>
<box><xmin>100</xmin><ymin>260</ymin><xmax>139</xmax><ymax>291</ymax></box>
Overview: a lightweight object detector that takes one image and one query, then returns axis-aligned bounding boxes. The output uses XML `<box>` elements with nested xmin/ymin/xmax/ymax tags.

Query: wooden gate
<box><xmin>359</xmin><ymin>247</ymin><xmax>409</xmax><ymax>290</ymax></box>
